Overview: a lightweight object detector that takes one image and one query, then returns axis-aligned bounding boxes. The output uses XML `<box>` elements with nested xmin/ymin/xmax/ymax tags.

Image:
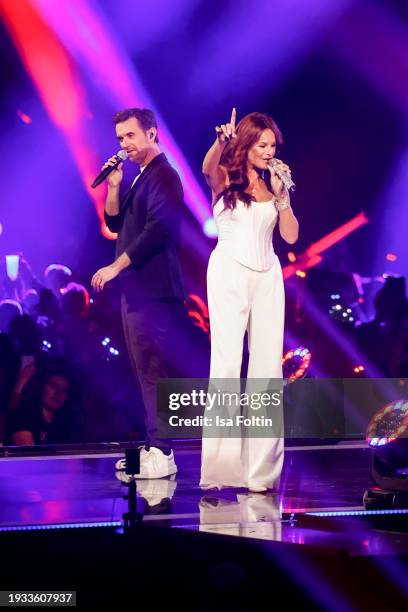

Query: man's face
<box><xmin>115</xmin><ymin>117</ymin><xmax>152</xmax><ymax>165</ymax></box>
<box><xmin>42</xmin><ymin>375</ymin><xmax>70</xmax><ymax>412</ymax></box>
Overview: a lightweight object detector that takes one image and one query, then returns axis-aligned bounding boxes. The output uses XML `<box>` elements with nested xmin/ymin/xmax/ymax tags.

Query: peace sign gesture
<box><xmin>215</xmin><ymin>107</ymin><xmax>237</xmax><ymax>143</ymax></box>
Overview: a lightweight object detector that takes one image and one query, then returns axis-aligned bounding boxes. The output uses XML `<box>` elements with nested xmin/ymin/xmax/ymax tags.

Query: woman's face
<box><xmin>247</xmin><ymin>128</ymin><xmax>277</xmax><ymax>170</ymax></box>
<box><xmin>42</xmin><ymin>375</ymin><xmax>70</xmax><ymax>411</ymax></box>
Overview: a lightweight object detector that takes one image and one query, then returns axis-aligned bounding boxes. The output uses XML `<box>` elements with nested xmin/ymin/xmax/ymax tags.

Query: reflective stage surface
<box><xmin>2</xmin><ymin>442</ymin><xmax>408</xmax><ymax>557</ymax></box>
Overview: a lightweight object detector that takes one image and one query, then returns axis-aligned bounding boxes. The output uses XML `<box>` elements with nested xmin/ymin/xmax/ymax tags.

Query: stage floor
<box><xmin>2</xmin><ymin>441</ymin><xmax>408</xmax><ymax>558</ymax></box>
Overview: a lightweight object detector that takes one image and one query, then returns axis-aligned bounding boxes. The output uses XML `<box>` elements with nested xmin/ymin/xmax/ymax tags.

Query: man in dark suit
<box><xmin>92</xmin><ymin>108</ymin><xmax>186</xmax><ymax>478</ymax></box>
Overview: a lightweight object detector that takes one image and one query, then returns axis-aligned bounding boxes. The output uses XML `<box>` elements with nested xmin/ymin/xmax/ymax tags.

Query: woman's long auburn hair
<box><xmin>218</xmin><ymin>112</ymin><xmax>283</xmax><ymax>209</ymax></box>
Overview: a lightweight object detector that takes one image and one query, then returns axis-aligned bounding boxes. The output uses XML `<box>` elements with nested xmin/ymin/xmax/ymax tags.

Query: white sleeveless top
<box><xmin>213</xmin><ymin>196</ymin><xmax>278</xmax><ymax>271</ymax></box>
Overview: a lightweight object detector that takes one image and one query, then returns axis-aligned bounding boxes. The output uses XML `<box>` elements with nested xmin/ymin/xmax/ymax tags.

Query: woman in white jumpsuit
<box><xmin>200</xmin><ymin>109</ymin><xmax>299</xmax><ymax>493</ymax></box>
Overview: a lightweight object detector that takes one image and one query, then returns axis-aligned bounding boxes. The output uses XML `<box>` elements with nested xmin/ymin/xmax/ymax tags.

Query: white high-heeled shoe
<box><xmin>248</xmin><ymin>484</ymin><xmax>267</xmax><ymax>493</ymax></box>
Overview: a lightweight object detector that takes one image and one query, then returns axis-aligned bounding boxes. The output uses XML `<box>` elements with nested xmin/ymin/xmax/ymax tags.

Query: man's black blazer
<box><xmin>104</xmin><ymin>153</ymin><xmax>185</xmax><ymax>304</ymax></box>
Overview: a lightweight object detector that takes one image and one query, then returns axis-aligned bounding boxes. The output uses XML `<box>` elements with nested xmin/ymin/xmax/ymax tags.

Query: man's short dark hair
<box><xmin>113</xmin><ymin>108</ymin><xmax>159</xmax><ymax>143</ymax></box>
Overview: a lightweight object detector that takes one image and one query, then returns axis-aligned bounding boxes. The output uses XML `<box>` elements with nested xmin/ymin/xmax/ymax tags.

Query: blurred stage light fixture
<box><xmin>364</xmin><ymin>399</ymin><xmax>408</xmax><ymax>509</ymax></box>
<box><xmin>282</xmin><ymin>347</ymin><xmax>311</xmax><ymax>382</ymax></box>
<box><xmin>17</xmin><ymin>110</ymin><xmax>32</xmax><ymax>124</ymax></box>
<box><xmin>328</xmin><ymin>299</ymin><xmax>355</xmax><ymax>325</ymax></box>
<box><xmin>203</xmin><ymin>217</ymin><xmax>217</xmax><ymax>238</ymax></box>
<box><xmin>5</xmin><ymin>255</ymin><xmax>20</xmax><ymax>280</ymax></box>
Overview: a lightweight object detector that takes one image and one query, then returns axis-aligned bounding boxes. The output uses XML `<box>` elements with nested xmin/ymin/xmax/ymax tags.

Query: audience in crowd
<box><xmin>8</xmin><ymin>363</ymin><xmax>84</xmax><ymax>445</ymax></box>
<box><xmin>356</xmin><ymin>276</ymin><xmax>408</xmax><ymax>377</ymax></box>
<box><xmin>0</xmin><ymin>256</ymin><xmax>210</xmax><ymax>447</ymax></box>
<box><xmin>44</xmin><ymin>263</ymin><xmax>72</xmax><ymax>298</ymax></box>
<box><xmin>0</xmin><ymin>300</ymin><xmax>23</xmax><ymax>332</ymax></box>
<box><xmin>0</xmin><ymin>333</ymin><xmax>20</xmax><ymax>442</ymax></box>
<box><xmin>1</xmin><ymin>253</ymin><xmax>407</xmax><ymax>448</ymax></box>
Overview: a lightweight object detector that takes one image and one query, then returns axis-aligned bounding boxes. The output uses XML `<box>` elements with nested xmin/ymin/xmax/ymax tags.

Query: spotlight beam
<box><xmin>30</xmin><ymin>0</ymin><xmax>211</xmax><ymax>225</ymax></box>
<box><xmin>283</xmin><ymin>212</ymin><xmax>369</xmax><ymax>279</ymax></box>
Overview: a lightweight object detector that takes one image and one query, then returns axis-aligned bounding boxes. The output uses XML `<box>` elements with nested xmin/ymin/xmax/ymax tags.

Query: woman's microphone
<box><xmin>267</xmin><ymin>159</ymin><xmax>296</xmax><ymax>193</ymax></box>
<box><xmin>91</xmin><ymin>150</ymin><xmax>128</xmax><ymax>188</ymax></box>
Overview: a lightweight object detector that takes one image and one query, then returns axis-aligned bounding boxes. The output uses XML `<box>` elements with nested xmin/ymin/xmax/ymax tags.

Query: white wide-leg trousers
<box><xmin>200</xmin><ymin>248</ymin><xmax>285</xmax><ymax>490</ymax></box>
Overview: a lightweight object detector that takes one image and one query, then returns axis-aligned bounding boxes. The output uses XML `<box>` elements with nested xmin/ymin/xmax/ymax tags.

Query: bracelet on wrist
<box><xmin>275</xmin><ymin>196</ymin><xmax>291</xmax><ymax>212</ymax></box>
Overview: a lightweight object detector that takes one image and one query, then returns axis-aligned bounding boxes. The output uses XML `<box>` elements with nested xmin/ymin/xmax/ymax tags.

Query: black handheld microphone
<box><xmin>91</xmin><ymin>150</ymin><xmax>128</xmax><ymax>188</ymax></box>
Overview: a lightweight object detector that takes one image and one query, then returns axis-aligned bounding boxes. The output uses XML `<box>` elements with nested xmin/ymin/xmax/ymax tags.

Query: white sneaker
<box><xmin>115</xmin><ymin>472</ymin><xmax>177</xmax><ymax>502</ymax></box>
<box><xmin>115</xmin><ymin>447</ymin><xmax>177</xmax><ymax>479</ymax></box>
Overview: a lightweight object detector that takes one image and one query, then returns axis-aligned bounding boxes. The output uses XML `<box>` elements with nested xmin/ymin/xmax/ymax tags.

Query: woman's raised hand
<box><xmin>215</xmin><ymin>108</ymin><xmax>237</xmax><ymax>143</ymax></box>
